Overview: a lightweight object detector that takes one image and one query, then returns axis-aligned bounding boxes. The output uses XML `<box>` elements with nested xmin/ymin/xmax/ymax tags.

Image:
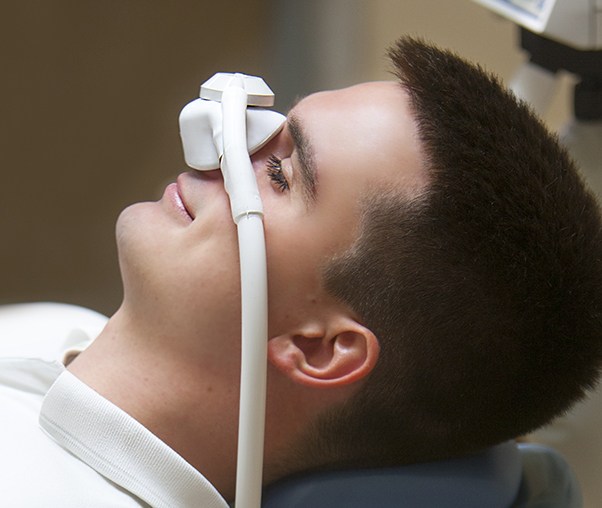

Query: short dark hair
<box><xmin>313</xmin><ymin>37</ymin><xmax>602</xmax><ymax>468</ymax></box>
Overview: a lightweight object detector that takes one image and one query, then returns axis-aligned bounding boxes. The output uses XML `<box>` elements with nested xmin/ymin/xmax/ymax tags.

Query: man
<box><xmin>2</xmin><ymin>36</ymin><xmax>601</xmax><ymax>506</ymax></box>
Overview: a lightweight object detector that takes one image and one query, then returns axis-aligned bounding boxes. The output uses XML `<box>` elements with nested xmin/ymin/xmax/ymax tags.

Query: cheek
<box><xmin>264</xmin><ymin>217</ymin><xmax>326</xmax><ymax>331</ymax></box>
<box><xmin>261</xmin><ymin>197</ymin><xmax>361</xmax><ymax>334</ymax></box>
<box><xmin>156</xmin><ymin>239</ymin><xmax>242</xmax><ymax>336</ymax></box>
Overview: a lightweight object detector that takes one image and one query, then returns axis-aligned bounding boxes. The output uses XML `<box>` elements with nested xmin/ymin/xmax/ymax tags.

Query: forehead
<box><xmin>294</xmin><ymin>81</ymin><xmax>404</xmax><ymax>109</ymax></box>
<box><xmin>290</xmin><ymin>81</ymin><xmax>427</xmax><ymax>199</ymax></box>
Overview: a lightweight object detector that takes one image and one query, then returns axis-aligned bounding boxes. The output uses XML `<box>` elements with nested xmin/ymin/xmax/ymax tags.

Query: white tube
<box><xmin>234</xmin><ymin>216</ymin><xmax>268</xmax><ymax>508</ymax></box>
<box><xmin>221</xmin><ymin>76</ymin><xmax>269</xmax><ymax>508</ymax></box>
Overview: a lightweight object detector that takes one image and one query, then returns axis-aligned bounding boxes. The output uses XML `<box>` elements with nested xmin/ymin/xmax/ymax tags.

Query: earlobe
<box><xmin>268</xmin><ymin>321</ymin><xmax>380</xmax><ymax>388</ymax></box>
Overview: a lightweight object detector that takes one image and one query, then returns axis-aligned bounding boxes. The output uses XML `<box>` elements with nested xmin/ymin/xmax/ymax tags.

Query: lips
<box><xmin>176</xmin><ymin>182</ymin><xmax>195</xmax><ymax>220</ymax></box>
<box><xmin>165</xmin><ymin>181</ymin><xmax>194</xmax><ymax>222</ymax></box>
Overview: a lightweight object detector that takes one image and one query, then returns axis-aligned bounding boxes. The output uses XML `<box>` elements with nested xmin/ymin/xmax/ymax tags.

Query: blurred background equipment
<box><xmin>473</xmin><ymin>0</ymin><xmax>602</xmax><ymax>199</ymax></box>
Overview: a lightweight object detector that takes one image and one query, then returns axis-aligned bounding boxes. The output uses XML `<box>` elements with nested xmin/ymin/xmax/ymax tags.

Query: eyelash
<box><xmin>266</xmin><ymin>154</ymin><xmax>290</xmax><ymax>192</ymax></box>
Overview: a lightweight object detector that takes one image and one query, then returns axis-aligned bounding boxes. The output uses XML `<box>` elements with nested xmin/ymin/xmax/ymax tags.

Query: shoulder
<box><xmin>0</xmin><ymin>302</ymin><xmax>108</xmax><ymax>362</ymax></box>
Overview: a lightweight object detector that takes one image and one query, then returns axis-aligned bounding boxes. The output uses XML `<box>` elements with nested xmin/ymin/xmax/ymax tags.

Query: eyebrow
<box><xmin>287</xmin><ymin>113</ymin><xmax>317</xmax><ymax>207</ymax></box>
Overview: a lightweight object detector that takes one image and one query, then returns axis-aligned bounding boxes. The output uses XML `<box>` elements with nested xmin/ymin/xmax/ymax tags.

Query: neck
<box><xmin>67</xmin><ymin>307</ymin><xmax>240</xmax><ymax>500</ymax></box>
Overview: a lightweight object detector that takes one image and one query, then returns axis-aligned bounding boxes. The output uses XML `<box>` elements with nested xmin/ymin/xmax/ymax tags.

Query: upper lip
<box><xmin>176</xmin><ymin>173</ymin><xmax>196</xmax><ymax>220</ymax></box>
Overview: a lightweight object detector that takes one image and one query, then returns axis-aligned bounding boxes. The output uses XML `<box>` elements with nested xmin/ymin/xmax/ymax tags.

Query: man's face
<box><xmin>115</xmin><ymin>82</ymin><xmax>425</xmax><ymax>368</ymax></box>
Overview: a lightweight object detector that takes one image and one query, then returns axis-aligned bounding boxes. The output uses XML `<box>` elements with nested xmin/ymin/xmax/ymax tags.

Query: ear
<box><xmin>268</xmin><ymin>318</ymin><xmax>380</xmax><ymax>388</ymax></box>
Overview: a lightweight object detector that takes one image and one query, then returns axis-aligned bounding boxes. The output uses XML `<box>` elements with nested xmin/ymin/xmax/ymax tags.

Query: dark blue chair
<box><xmin>262</xmin><ymin>441</ymin><xmax>581</xmax><ymax>507</ymax></box>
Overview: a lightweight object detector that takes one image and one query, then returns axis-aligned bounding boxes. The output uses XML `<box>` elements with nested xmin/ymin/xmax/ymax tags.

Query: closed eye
<box><xmin>266</xmin><ymin>154</ymin><xmax>290</xmax><ymax>192</ymax></box>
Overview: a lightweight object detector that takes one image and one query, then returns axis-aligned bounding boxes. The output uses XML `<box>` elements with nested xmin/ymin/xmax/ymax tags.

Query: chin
<box><xmin>115</xmin><ymin>201</ymin><xmax>175</xmax><ymax>261</ymax></box>
<box><xmin>114</xmin><ymin>202</ymin><xmax>171</xmax><ymax>305</ymax></box>
<box><xmin>116</xmin><ymin>201</ymin><xmax>153</xmax><ymax>247</ymax></box>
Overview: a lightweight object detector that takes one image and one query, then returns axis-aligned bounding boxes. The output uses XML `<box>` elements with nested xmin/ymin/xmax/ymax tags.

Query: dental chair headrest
<box><xmin>262</xmin><ymin>441</ymin><xmax>582</xmax><ymax>507</ymax></box>
<box><xmin>262</xmin><ymin>441</ymin><xmax>521</xmax><ymax>508</ymax></box>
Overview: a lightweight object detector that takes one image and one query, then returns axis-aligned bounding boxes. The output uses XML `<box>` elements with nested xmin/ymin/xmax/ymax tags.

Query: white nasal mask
<box><xmin>179</xmin><ymin>73</ymin><xmax>286</xmax><ymax>171</ymax></box>
<box><xmin>179</xmin><ymin>73</ymin><xmax>286</xmax><ymax>222</ymax></box>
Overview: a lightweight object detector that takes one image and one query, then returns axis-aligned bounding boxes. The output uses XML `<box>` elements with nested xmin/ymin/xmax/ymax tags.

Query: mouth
<box><xmin>165</xmin><ymin>181</ymin><xmax>194</xmax><ymax>222</ymax></box>
<box><xmin>176</xmin><ymin>182</ymin><xmax>195</xmax><ymax>220</ymax></box>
